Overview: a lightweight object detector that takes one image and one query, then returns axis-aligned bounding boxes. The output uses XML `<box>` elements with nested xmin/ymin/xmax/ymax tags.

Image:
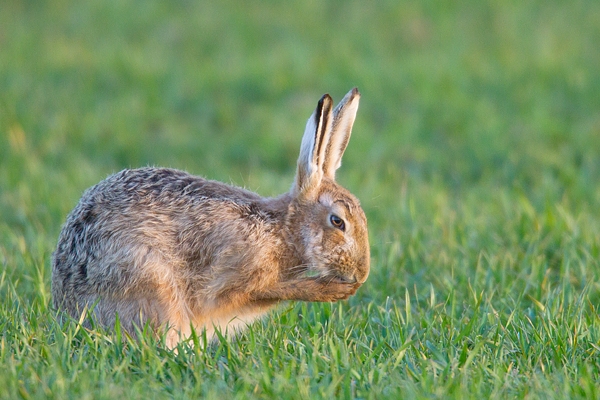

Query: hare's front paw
<box><xmin>254</xmin><ymin>277</ymin><xmax>361</xmax><ymax>303</ymax></box>
<box><xmin>305</xmin><ymin>277</ymin><xmax>360</xmax><ymax>302</ymax></box>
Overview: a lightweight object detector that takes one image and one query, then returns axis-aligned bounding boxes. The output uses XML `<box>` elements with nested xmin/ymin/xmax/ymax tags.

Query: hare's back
<box><xmin>87</xmin><ymin>167</ymin><xmax>261</xmax><ymax>207</ymax></box>
<box><xmin>51</xmin><ymin>167</ymin><xmax>263</xmax><ymax>302</ymax></box>
<box><xmin>61</xmin><ymin>167</ymin><xmax>264</xmax><ymax>244</ymax></box>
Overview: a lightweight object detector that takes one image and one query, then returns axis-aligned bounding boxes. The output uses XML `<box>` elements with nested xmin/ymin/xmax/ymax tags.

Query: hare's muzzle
<box><xmin>354</xmin><ymin>260</ymin><xmax>370</xmax><ymax>285</ymax></box>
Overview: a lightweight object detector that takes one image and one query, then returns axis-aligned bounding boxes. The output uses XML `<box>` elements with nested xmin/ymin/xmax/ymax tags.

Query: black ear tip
<box><xmin>317</xmin><ymin>94</ymin><xmax>334</xmax><ymax>114</ymax></box>
<box><xmin>319</xmin><ymin>93</ymin><xmax>333</xmax><ymax>104</ymax></box>
<box><xmin>315</xmin><ymin>94</ymin><xmax>333</xmax><ymax>117</ymax></box>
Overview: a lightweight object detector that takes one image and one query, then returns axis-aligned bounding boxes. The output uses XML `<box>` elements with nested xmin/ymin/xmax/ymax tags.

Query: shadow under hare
<box><xmin>52</xmin><ymin>88</ymin><xmax>370</xmax><ymax>347</ymax></box>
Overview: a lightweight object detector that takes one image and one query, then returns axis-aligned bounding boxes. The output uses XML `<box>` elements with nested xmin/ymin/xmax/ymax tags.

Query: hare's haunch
<box><xmin>52</xmin><ymin>88</ymin><xmax>370</xmax><ymax>346</ymax></box>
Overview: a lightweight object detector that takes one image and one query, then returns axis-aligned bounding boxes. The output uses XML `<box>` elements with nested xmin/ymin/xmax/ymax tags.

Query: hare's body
<box><xmin>53</xmin><ymin>89</ymin><xmax>370</xmax><ymax>346</ymax></box>
<box><xmin>53</xmin><ymin>168</ymin><xmax>295</xmax><ymax>341</ymax></box>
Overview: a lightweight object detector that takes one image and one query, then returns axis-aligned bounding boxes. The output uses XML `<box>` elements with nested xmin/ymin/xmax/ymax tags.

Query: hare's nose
<box><xmin>356</xmin><ymin>267</ymin><xmax>370</xmax><ymax>284</ymax></box>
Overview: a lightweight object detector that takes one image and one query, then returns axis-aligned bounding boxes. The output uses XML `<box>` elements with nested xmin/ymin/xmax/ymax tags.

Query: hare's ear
<box><xmin>322</xmin><ymin>88</ymin><xmax>360</xmax><ymax>180</ymax></box>
<box><xmin>293</xmin><ymin>94</ymin><xmax>334</xmax><ymax>199</ymax></box>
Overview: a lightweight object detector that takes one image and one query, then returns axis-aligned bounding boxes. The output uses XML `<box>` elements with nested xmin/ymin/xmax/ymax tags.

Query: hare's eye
<box><xmin>330</xmin><ymin>214</ymin><xmax>345</xmax><ymax>231</ymax></box>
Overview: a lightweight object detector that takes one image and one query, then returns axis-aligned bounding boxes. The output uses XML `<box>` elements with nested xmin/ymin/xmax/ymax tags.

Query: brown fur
<box><xmin>52</xmin><ymin>88</ymin><xmax>369</xmax><ymax>347</ymax></box>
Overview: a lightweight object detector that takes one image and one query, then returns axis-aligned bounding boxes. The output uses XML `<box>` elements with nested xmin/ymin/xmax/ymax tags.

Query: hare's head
<box><xmin>288</xmin><ymin>88</ymin><xmax>370</xmax><ymax>286</ymax></box>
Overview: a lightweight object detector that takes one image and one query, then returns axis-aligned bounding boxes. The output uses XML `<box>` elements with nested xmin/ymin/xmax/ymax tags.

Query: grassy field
<box><xmin>2</xmin><ymin>0</ymin><xmax>600</xmax><ymax>398</ymax></box>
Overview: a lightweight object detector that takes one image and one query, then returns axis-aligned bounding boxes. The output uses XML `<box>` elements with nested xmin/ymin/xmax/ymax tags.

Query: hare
<box><xmin>52</xmin><ymin>88</ymin><xmax>370</xmax><ymax>347</ymax></box>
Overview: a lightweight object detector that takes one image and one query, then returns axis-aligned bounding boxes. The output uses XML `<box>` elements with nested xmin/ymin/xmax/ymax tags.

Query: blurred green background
<box><xmin>3</xmin><ymin>0</ymin><xmax>600</xmax><ymax>210</ymax></box>
<box><xmin>2</xmin><ymin>0</ymin><xmax>600</xmax><ymax>397</ymax></box>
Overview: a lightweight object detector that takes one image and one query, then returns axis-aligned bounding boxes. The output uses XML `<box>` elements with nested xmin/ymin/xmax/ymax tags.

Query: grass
<box><xmin>2</xmin><ymin>0</ymin><xmax>600</xmax><ymax>398</ymax></box>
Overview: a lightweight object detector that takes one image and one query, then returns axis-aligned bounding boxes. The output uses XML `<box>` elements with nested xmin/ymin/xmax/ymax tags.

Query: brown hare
<box><xmin>52</xmin><ymin>88</ymin><xmax>370</xmax><ymax>347</ymax></box>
